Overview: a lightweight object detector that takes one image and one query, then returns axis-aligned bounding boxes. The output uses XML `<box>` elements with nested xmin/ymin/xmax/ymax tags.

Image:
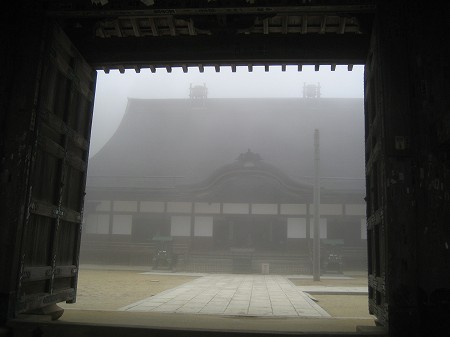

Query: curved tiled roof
<box><xmin>87</xmin><ymin>98</ymin><xmax>365</xmax><ymax>192</ymax></box>
<box><xmin>177</xmin><ymin>149</ymin><xmax>313</xmax><ymax>203</ymax></box>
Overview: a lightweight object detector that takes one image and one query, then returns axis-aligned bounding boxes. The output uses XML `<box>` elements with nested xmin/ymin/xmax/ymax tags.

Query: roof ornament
<box><xmin>236</xmin><ymin>149</ymin><xmax>262</xmax><ymax>167</ymax></box>
<box><xmin>189</xmin><ymin>83</ymin><xmax>208</xmax><ymax>99</ymax></box>
<box><xmin>303</xmin><ymin>82</ymin><xmax>321</xmax><ymax>98</ymax></box>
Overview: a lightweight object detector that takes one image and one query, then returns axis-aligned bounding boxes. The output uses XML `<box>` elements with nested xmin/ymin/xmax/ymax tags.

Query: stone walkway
<box><xmin>120</xmin><ymin>274</ymin><xmax>330</xmax><ymax>317</ymax></box>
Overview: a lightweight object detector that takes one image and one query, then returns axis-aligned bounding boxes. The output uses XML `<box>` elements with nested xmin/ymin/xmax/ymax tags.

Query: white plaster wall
<box><xmin>223</xmin><ymin>203</ymin><xmax>249</xmax><ymax>214</ymax></box>
<box><xmin>94</xmin><ymin>200</ymin><xmax>111</xmax><ymax>212</ymax></box>
<box><xmin>252</xmin><ymin>204</ymin><xmax>278</xmax><ymax>215</ymax></box>
<box><xmin>317</xmin><ymin>204</ymin><xmax>342</xmax><ymax>215</ymax></box>
<box><xmin>112</xmin><ymin>214</ymin><xmax>132</xmax><ymax>235</ymax></box>
<box><xmin>280</xmin><ymin>204</ymin><xmax>307</xmax><ymax>215</ymax></box>
<box><xmin>140</xmin><ymin>201</ymin><xmax>165</xmax><ymax>213</ymax></box>
<box><xmin>113</xmin><ymin>200</ymin><xmax>137</xmax><ymax>212</ymax></box>
<box><xmin>287</xmin><ymin>218</ymin><xmax>307</xmax><ymax>238</ymax></box>
<box><xmin>84</xmin><ymin>214</ymin><xmax>97</xmax><ymax>234</ymax></box>
<box><xmin>167</xmin><ymin>202</ymin><xmax>192</xmax><ymax>213</ymax></box>
<box><xmin>96</xmin><ymin>214</ymin><xmax>110</xmax><ymax>234</ymax></box>
<box><xmin>170</xmin><ymin>215</ymin><xmax>191</xmax><ymax>236</ymax></box>
<box><xmin>346</xmin><ymin>204</ymin><xmax>366</xmax><ymax>216</ymax></box>
<box><xmin>194</xmin><ymin>216</ymin><xmax>213</xmax><ymax>237</ymax></box>
<box><xmin>85</xmin><ymin>214</ymin><xmax>110</xmax><ymax>234</ymax></box>
<box><xmin>194</xmin><ymin>202</ymin><xmax>220</xmax><ymax>214</ymax></box>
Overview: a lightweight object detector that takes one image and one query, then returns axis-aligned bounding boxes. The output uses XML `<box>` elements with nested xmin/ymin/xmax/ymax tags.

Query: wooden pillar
<box><xmin>313</xmin><ymin>129</ymin><xmax>321</xmax><ymax>281</ymax></box>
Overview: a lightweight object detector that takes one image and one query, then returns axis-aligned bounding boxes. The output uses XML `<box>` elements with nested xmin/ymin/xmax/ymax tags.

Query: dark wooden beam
<box><xmin>130</xmin><ymin>18</ymin><xmax>141</xmax><ymax>37</ymax></box>
<box><xmin>114</xmin><ymin>20</ymin><xmax>123</xmax><ymax>37</ymax></box>
<box><xmin>74</xmin><ymin>34</ymin><xmax>369</xmax><ymax>69</ymax></box>
<box><xmin>149</xmin><ymin>18</ymin><xmax>159</xmax><ymax>36</ymax></box>
<box><xmin>301</xmin><ymin>15</ymin><xmax>308</xmax><ymax>34</ymax></box>
<box><xmin>282</xmin><ymin>16</ymin><xmax>288</xmax><ymax>34</ymax></box>
<box><xmin>167</xmin><ymin>17</ymin><xmax>176</xmax><ymax>36</ymax></box>
<box><xmin>263</xmin><ymin>18</ymin><xmax>269</xmax><ymax>35</ymax></box>
<box><xmin>46</xmin><ymin>3</ymin><xmax>376</xmax><ymax>18</ymax></box>
<box><xmin>187</xmin><ymin>19</ymin><xmax>196</xmax><ymax>36</ymax></box>
<box><xmin>319</xmin><ymin>15</ymin><xmax>327</xmax><ymax>34</ymax></box>
<box><xmin>338</xmin><ymin>17</ymin><xmax>347</xmax><ymax>34</ymax></box>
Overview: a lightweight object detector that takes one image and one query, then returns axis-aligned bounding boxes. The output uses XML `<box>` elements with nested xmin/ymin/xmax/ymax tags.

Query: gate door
<box><xmin>15</xmin><ymin>24</ymin><xmax>96</xmax><ymax>314</ymax></box>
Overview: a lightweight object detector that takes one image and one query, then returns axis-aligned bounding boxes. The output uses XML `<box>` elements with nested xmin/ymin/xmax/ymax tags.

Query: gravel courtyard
<box><xmin>60</xmin><ymin>267</ymin><xmax>199</xmax><ymax>311</ymax></box>
<box><xmin>60</xmin><ymin>267</ymin><xmax>371</xmax><ymax>319</ymax></box>
<box><xmin>57</xmin><ymin>266</ymin><xmax>375</xmax><ymax>333</ymax></box>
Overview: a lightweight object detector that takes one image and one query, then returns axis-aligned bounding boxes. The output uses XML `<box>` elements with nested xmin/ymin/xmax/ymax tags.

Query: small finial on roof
<box><xmin>237</xmin><ymin>149</ymin><xmax>262</xmax><ymax>164</ymax></box>
<box><xmin>189</xmin><ymin>83</ymin><xmax>208</xmax><ymax>99</ymax></box>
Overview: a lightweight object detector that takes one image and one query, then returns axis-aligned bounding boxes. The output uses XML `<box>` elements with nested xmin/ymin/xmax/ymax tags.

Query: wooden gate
<box><xmin>15</xmin><ymin>24</ymin><xmax>96</xmax><ymax>314</ymax></box>
<box><xmin>364</xmin><ymin>30</ymin><xmax>388</xmax><ymax>323</ymax></box>
<box><xmin>365</xmin><ymin>5</ymin><xmax>419</xmax><ymax>329</ymax></box>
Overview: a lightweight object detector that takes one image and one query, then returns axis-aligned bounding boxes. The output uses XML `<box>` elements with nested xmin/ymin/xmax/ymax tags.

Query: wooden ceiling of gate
<box><xmin>45</xmin><ymin>0</ymin><xmax>376</xmax><ymax>72</ymax></box>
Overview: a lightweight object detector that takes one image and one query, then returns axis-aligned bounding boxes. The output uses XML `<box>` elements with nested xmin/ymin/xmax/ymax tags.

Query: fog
<box><xmin>90</xmin><ymin>65</ymin><xmax>364</xmax><ymax>157</ymax></box>
<box><xmin>73</xmin><ymin>64</ymin><xmax>369</xmax><ymax>319</ymax></box>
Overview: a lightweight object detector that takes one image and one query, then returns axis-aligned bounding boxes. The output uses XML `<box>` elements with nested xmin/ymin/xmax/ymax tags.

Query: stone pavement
<box><xmin>120</xmin><ymin>274</ymin><xmax>330</xmax><ymax>317</ymax></box>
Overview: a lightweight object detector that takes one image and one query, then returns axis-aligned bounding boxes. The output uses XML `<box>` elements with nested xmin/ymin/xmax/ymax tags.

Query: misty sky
<box><xmin>89</xmin><ymin>65</ymin><xmax>364</xmax><ymax>157</ymax></box>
